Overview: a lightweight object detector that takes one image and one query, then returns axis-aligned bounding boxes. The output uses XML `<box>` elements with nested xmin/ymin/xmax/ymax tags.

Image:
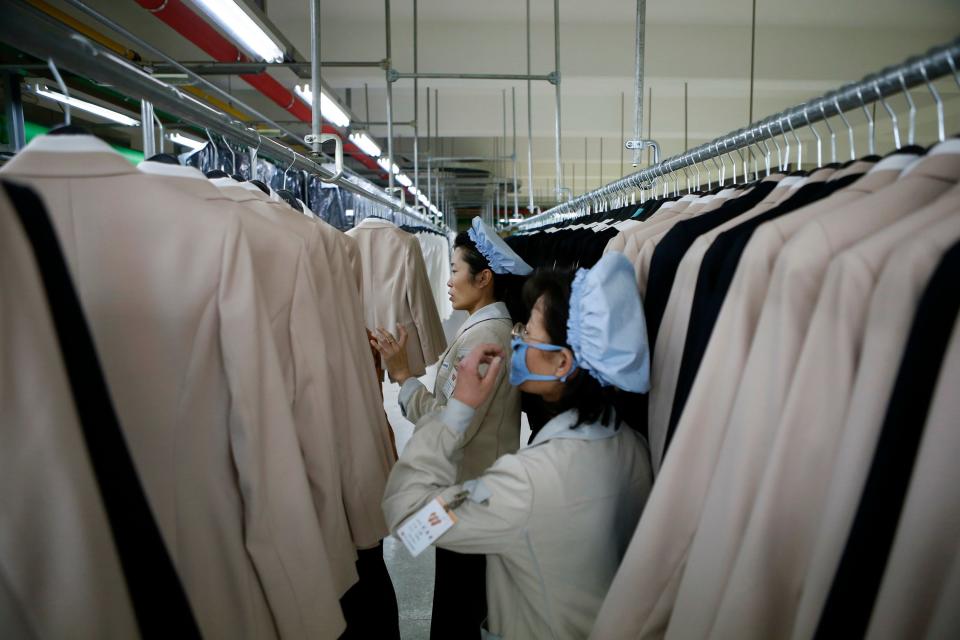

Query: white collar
<box><xmin>210</xmin><ymin>177</ymin><xmax>240</xmax><ymax>187</ymax></box>
<box><xmin>21</xmin><ymin>133</ymin><xmax>116</xmax><ymax>154</ymax></box>
<box><xmin>296</xmin><ymin>198</ymin><xmax>315</xmax><ymax>218</ymax></box>
<box><xmin>869</xmin><ymin>152</ymin><xmax>920</xmax><ymax>174</ymax></box>
<box><xmin>774</xmin><ymin>175</ymin><xmax>804</xmax><ymax>189</ymax></box>
<box><xmin>529</xmin><ymin>409</ymin><xmax>620</xmax><ymax>447</ymax></box>
<box><xmin>457</xmin><ymin>301</ymin><xmax>511</xmax><ymax>338</ymax></box>
<box><xmin>239</xmin><ymin>181</ymin><xmax>268</xmax><ymax>195</ymax></box>
<box><xmin>357</xmin><ymin>216</ymin><xmax>397</xmax><ymax>228</ymax></box>
<box><xmin>137</xmin><ymin>161</ymin><xmax>206</xmax><ymax>180</ymax></box>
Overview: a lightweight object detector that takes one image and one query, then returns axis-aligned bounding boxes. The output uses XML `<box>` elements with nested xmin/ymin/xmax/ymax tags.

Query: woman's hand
<box><xmin>370</xmin><ymin>325</ymin><xmax>413</xmax><ymax>384</ymax></box>
<box><xmin>452</xmin><ymin>343</ymin><xmax>505</xmax><ymax>409</ymax></box>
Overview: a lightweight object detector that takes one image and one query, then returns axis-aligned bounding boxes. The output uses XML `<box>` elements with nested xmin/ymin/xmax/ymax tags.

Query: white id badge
<box><xmin>396</xmin><ymin>497</ymin><xmax>457</xmax><ymax>557</ymax></box>
<box><xmin>441</xmin><ymin>366</ymin><xmax>458</xmax><ymax>401</ymax></box>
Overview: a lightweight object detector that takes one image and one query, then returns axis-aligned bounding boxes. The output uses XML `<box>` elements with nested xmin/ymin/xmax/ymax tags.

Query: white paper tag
<box><xmin>441</xmin><ymin>366</ymin><xmax>458</xmax><ymax>401</ymax></box>
<box><xmin>396</xmin><ymin>497</ymin><xmax>457</xmax><ymax>557</ymax></box>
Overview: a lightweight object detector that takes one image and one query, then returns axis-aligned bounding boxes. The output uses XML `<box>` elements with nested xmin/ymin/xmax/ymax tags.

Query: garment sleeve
<box><xmin>404</xmin><ymin>235</ymin><xmax>447</xmax><ymax>366</ymax></box>
<box><xmin>218</xmin><ymin>220</ymin><xmax>345</xmax><ymax>639</ymax></box>
<box><xmin>382</xmin><ymin>400</ymin><xmax>532</xmax><ymax>556</ymax></box>
<box><xmin>399</xmin><ymin>377</ymin><xmax>443</xmax><ymax>424</ymax></box>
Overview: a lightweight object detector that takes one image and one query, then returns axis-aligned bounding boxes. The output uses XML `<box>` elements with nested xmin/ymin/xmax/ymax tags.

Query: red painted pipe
<box><xmin>136</xmin><ymin>0</ymin><xmax>386</xmax><ymax>177</ymax></box>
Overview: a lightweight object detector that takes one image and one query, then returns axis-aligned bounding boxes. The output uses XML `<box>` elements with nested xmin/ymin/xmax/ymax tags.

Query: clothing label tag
<box><xmin>396</xmin><ymin>497</ymin><xmax>457</xmax><ymax>557</ymax></box>
<box><xmin>441</xmin><ymin>366</ymin><xmax>458</xmax><ymax>401</ymax></box>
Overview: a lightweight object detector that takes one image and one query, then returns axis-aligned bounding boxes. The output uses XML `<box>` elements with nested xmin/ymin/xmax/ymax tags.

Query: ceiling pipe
<box><xmin>134</xmin><ymin>0</ymin><xmax>385</xmax><ymax>177</ymax></box>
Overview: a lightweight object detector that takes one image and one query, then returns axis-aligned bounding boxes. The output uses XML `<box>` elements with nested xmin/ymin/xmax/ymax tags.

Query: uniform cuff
<box><xmin>441</xmin><ymin>399</ymin><xmax>476</xmax><ymax>436</ymax></box>
<box><xmin>398</xmin><ymin>378</ymin><xmax>425</xmax><ymax>417</ymax></box>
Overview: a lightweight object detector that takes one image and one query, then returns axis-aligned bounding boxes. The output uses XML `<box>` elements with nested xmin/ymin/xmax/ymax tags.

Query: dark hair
<box><xmin>521</xmin><ymin>269</ymin><xmax>620</xmax><ymax>428</ymax></box>
<box><xmin>453</xmin><ymin>232</ymin><xmax>526</xmax><ymax>321</ymax></box>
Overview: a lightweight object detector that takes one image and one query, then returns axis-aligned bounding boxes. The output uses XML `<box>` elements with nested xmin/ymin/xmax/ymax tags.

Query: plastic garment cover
<box><xmin>180</xmin><ymin>140</ymin><xmax>253</xmax><ymax>178</ymax></box>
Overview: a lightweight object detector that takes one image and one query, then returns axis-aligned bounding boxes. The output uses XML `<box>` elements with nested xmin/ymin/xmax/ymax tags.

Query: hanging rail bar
<box><xmin>0</xmin><ymin>0</ymin><xmax>441</xmax><ymax>228</ymax></box>
<box><xmin>517</xmin><ymin>38</ymin><xmax>960</xmax><ymax>230</ymax></box>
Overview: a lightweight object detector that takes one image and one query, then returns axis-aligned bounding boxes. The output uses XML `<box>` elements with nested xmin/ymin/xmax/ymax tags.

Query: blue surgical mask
<box><xmin>509</xmin><ymin>336</ymin><xmax>578</xmax><ymax>386</ymax></box>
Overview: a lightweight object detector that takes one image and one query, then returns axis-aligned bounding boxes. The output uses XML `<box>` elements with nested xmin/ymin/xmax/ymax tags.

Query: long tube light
<box><xmin>348</xmin><ymin>131</ymin><xmax>381</xmax><ymax>157</ymax></box>
<box><xmin>34</xmin><ymin>86</ymin><xmax>140</xmax><ymax>126</ymax></box>
<box><xmin>294</xmin><ymin>84</ymin><xmax>350</xmax><ymax>128</ymax></box>
<box><xmin>396</xmin><ymin>173</ymin><xmax>413</xmax><ymax>187</ymax></box>
<box><xmin>189</xmin><ymin>0</ymin><xmax>284</xmax><ymax>62</ymax></box>
<box><xmin>168</xmin><ymin>132</ymin><xmax>205</xmax><ymax>150</ymax></box>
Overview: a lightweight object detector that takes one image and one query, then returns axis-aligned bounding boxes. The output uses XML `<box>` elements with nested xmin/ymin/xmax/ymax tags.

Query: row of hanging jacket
<box><xmin>0</xmin><ymin>130</ymin><xmax>400</xmax><ymax>640</ymax></box>
<box><xmin>509</xmin><ymin>131</ymin><xmax>960</xmax><ymax>639</ymax></box>
<box><xmin>405</xmin><ymin>225</ymin><xmax>454</xmax><ymax>321</ymax></box>
<box><xmin>347</xmin><ymin>217</ymin><xmax>448</xmax><ymax>381</ymax></box>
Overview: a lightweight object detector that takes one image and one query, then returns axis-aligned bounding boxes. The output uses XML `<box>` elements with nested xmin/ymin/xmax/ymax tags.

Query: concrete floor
<box><xmin>380</xmin><ymin>310</ymin><xmax>531</xmax><ymax>639</ymax></box>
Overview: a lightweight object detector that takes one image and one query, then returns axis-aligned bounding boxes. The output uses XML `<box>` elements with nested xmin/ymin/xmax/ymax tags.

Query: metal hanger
<box><xmin>818</xmin><ymin>102</ymin><xmax>837</xmax><ymax>164</ymax></box>
<box><xmin>803</xmin><ymin>107</ymin><xmax>823</xmax><ymax>167</ymax></box>
<box><xmin>221</xmin><ymin>135</ymin><xmax>237</xmax><ymax>174</ymax></box>
<box><xmin>856</xmin><ymin>87</ymin><xmax>876</xmax><ymax>155</ymax></box>
<box><xmin>919</xmin><ymin>62</ymin><xmax>945</xmax><ymax>142</ymax></box>
<box><xmin>766</xmin><ymin>120</ymin><xmax>783</xmax><ymax>172</ymax></box>
<box><xmin>873</xmin><ymin>80</ymin><xmax>901</xmax><ymax>149</ymax></box>
<box><xmin>897</xmin><ymin>72</ymin><xmax>917</xmax><ymax>146</ymax></box>
<box><xmin>787</xmin><ymin>116</ymin><xmax>803</xmax><ymax>169</ymax></box>
<box><xmin>692</xmin><ymin>151</ymin><xmax>702</xmax><ymax>191</ymax></box>
<box><xmin>833</xmin><ymin>96</ymin><xmax>856</xmax><ymax>160</ymax></box>
<box><xmin>283</xmin><ymin>149</ymin><xmax>297</xmax><ymax>190</ymax></box>
<box><xmin>759</xmin><ymin>125</ymin><xmax>773</xmax><ymax>176</ymax></box>
<box><xmin>779</xmin><ymin>118</ymin><xmax>792</xmax><ymax>171</ymax></box>
<box><xmin>732</xmin><ymin>136</ymin><xmax>747</xmax><ymax>184</ymax></box>
<box><xmin>46</xmin><ymin>57</ymin><xmax>71</xmax><ymax>125</ymax></box>
<box><xmin>712</xmin><ymin>141</ymin><xmax>724</xmax><ymax>187</ymax></box>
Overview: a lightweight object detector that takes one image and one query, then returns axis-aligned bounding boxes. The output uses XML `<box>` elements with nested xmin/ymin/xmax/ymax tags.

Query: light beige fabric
<box><xmin>922</xmin><ymin>534</ymin><xmax>960</xmax><ymax>640</ymax></box>
<box><xmin>0</xmin><ymin>185</ymin><xmax>140</xmax><ymax>640</ymax></box>
<box><xmin>383</xmin><ymin>407</ymin><xmax>652</xmax><ymax>640</ymax></box>
<box><xmin>139</xmin><ymin>163</ymin><xmax>358</xmax><ymax>595</ymax></box>
<box><xmin>1</xmin><ymin>135</ymin><xmax>344</xmax><ymax>639</ymax></box>
<box><xmin>217</xmin><ymin>182</ymin><xmax>395</xmax><ymax>550</ymax></box>
<box><xmin>347</xmin><ymin>217</ymin><xmax>447</xmax><ymax>377</ymax></box>
<box><xmin>864</xmin><ymin>313</ymin><xmax>960</xmax><ymax>640</ymax></box>
<box><xmin>792</xmin><ymin>211</ymin><xmax>960</xmax><ymax>640</ymax></box>
<box><xmin>589</xmin><ymin>160</ymin><xmax>896</xmax><ymax>640</ymax></box>
<box><xmin>666</xmin><ymin>151</ymin><xmax>956</xmax><ymax>640</ymax></box>
<box><xmin>708</xmin><ymin>180</ymin><xmax>960</xmax><ymax>640</ymax></box>
<box><xmin>342</xmin><ymin>231</ymin><xmax>364</xmax><ymax>304</ymax></box>
<box><xmin>648</xmin><ymin>173</ymin><xmax>796</xmax><ymax>472</ymax></box>
<box><xmin>399</xmin><ymin>302</ymin><xmax>521</xmax><ymax>481</ymax></box>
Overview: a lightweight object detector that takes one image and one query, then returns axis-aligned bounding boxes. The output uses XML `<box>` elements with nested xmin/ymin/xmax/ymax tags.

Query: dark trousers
<box><xmin>339</xmin><ymin>542</ymin><xmax>400</xmax><ymax>639</ymax></box>
<box><xmin>430</xmin><ymin>547</ymin><xmax>487</xmax><ymax>640</ymax></box>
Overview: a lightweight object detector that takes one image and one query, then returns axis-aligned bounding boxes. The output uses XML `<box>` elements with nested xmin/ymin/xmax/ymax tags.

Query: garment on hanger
<box><xmin>814</xmin><ymin>237</ymin><xmax>960</xmax><ymax>639</ymax></box>
<box><xmin>0</xmin><ymin>180</ymin><xmax>199</xmax><ymax>640</ymax></box>
<box><xmin>347</xmin><ymin>217</ymin><xmax>447</xmax><ymax>379</ymax></box>
<box><xmin>1</xmin><ymin>134</ymin><xmax>345</xmax><ymax>640</ymax></box>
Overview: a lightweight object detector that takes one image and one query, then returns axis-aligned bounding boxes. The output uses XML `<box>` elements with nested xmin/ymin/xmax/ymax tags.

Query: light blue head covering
<box><xmin>467</xmin><ymin>217</ymin><xmax>533</xmax><ymax>276</ymax></box>
<box><xmin>566</xmin><ymin>252</ymin><xmax>651</xmax><ymax>392</ymax></box>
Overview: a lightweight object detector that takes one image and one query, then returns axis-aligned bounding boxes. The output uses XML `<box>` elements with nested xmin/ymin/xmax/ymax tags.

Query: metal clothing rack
<box><xmin>516</xmin><ymin>38</ymin><xmax>960</xmax><ymax>231</ymax></box>
<box><xmin>0</xmin><ymin>0</ymin><xmax>443</xmax><ymax>232</ymax></box>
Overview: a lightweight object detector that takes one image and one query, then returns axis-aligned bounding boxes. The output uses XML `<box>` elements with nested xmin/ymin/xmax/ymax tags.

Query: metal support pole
<box><xmin>153</xmin><ymin>112</ymin><xmax>164</xmax><ymax>154</ymax></box>
<box><xmin>140</xmin><ymin>99</ymin><xmax>156</xmax><ymax>158</ymax></box>
<box><xmin>413</xmin><ymin>0</ymin><xmax>419</xmax><ymax>200</ymax></box>
<box><xmin>309</xmin><ymin>0</ymin><xmax>322</xmax><ymax>155</ymax></box>
<box><xmin>434</xmin><ymin>88</ymin><xmax>439</xmax><ymax>209</ymax></box>
<box><xmin>426</xmin><ymin>85</ymin><xmax>432</xmax><ymax>212</ymax></box>
<box><xmin>364</xmin><ymin>82</ymin><xmax>371</xmax><ymax>124</ymax></box>
<box><xmin>385</xmin><ymin>0</ymin><xmax>394</xmax><ymax>192</ymax></box>
<box><xmin>632</xmin><ymin>0</ymin><xmax>646</xmax><ymax>167</ymax></box>
<box><xmin>620</xmin><ymin>91</ymin><xmax>624</xmax><ymax>177</ymax></box>
<box><xmin>552</xmin><ymin>0</ymin><xmax>563</xmax><ymax>200</ymax></box>
<box><xmin>526</xmin><ymin>0</ymin><xmax>535</xmax><ymax>211</ymax></box>
<box><xmin>3</xmin><ymin>73</ymin><xmax>26</xmax><ymax>151</ymax></box>
<box><xmin>512</xmin><ymin>86</ymin><xmax>519</xmax><ymax>219</ymax></box>
<box><xmin>502</xmin><ymin>88</ymin><xmax>507</xmax><ymax>216</ymax></box>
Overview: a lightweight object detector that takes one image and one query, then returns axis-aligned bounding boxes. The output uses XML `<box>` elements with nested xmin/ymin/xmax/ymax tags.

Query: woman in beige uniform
<box><xmin>372</xmin><ymin>216</ymin><xmax>531</xmax><ymax>640</ymax></box>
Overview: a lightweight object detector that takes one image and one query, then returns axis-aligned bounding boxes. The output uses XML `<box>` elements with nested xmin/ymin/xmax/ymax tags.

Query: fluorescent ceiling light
<box><xmin>190</xmin><ymin>0</ymin><xmax>284</xmax><ymax>62</ymax></box>
<box><xmin>35</xmin><ymin>87</ymin><xmax>139</xmax><ymax>126</ymax></box>
<box><xmin>430</xmin><ymin>204</ymin><xmax>439</xmax><ymax>214</ymax></box>
<box><xmin>348</xmin><ymin>131</ymin><xmax>381</xmax><ymax>157</ymax></box>
<box><xmin>168</xmin><ymin>132</ymin><xmax>205</xmax><ymax>150</ymax></box>
<box><xmin>418</xmin><ymin>193</ymin><xmax>430</xmax><ymax>205</ymax></box>
<box><xmin>294</xmin><ymin>84</ymin><xmax>350</xmax><ymax>128</ymax></box>
<box><xmin>376</xmin><ymin>157</ymin><xmax>402</xmax><ymax>175</ymax></box>
<box><xmin>396</xmin><ymin>173</ymin><xmax>413</xmax><ymax>187</ymax></box>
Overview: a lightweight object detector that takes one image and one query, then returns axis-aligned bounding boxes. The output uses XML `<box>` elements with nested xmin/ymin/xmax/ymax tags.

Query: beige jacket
<box><xmin>215</xmin><ymin>181</ymin><xmax>395</xmax><ymax>549</ymax></box>
<box><xmin>139</xmin><ymin>163</ymin><xmax>358</xmax><ymax>595</ymax></box>
<box><xmin>707</xmin><ymin>178</ymin><xmax>960</xmax><ymax>640</ymax></box>
<box><xmin>383</xmin><ymin>404</ymin><xmax>653</xmax><ymax>640</ymax></box>
<box><xmin>1</xmin><ymin>135</ymin><xmax>344</xmax><ymax>639</ymax></box>
<box><xmin>792</xmin><ymin>211</ymin><xmax>960</xmax><ymax>640</ymax></box>
<box><xmin>398</xmin><ymin>301</ymin><xmax>521</xmax><ymax>481</ymax></box>
<box><xmin>589</xmin><ymin>159</ymin><xmax>899</xmax><ymax>640</ymax></box>
<box><xmin>0</xmin><ymin>184</ymin><xmax>139</xmax><ymax>639</ymax></box>
<box><xmin>347</xmin><ymin>217</ymin><xmax>447</xmax><ymax>377</ymax></box>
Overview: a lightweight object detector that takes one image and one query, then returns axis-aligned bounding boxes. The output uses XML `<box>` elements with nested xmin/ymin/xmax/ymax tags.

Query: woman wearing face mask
<box><xmin>371</xmin><ymin>216</ymin><xmax>531</xmax><ymax>640</ymax></box>
<box><xmin>382</xmin><ymin>252</ymin><xmax>654</xmax><ymax>640</ymax></box>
